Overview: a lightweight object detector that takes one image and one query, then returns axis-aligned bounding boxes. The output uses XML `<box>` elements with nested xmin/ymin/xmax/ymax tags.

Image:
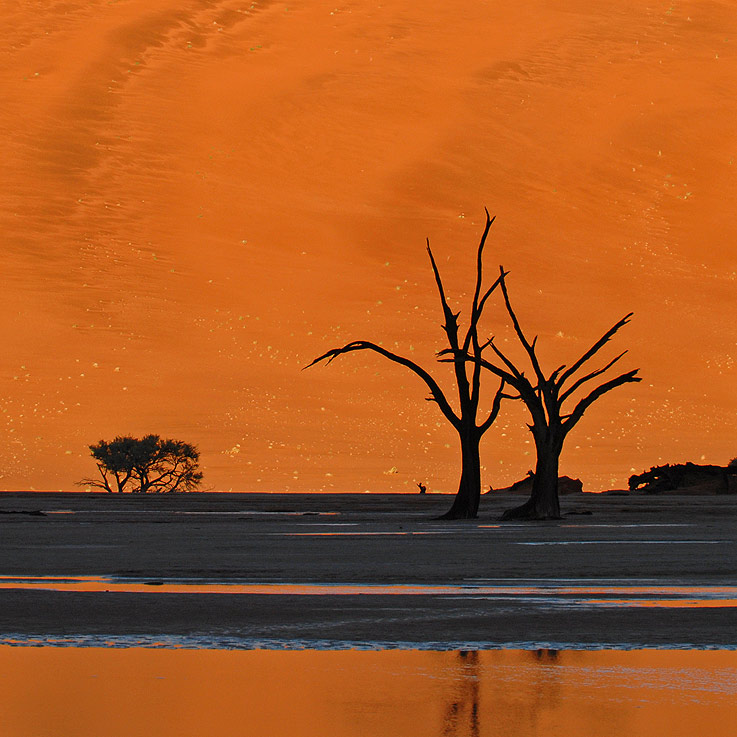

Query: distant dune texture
<box><xmin>1</xmin><ymin>1</ymin><xmax>735</xmax><ymax>491</ymax></box>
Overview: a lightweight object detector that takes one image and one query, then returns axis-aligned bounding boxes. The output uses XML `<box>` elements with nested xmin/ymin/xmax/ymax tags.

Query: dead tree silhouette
<box><xmin>465</xmin><ymin>268</ymin><xmax>641</xmax><ymax>519</ymax></box>
<box><xmin>306</xmin><ymin>211</ymin><xmax>506</xmax><ymax>519</ymax></box>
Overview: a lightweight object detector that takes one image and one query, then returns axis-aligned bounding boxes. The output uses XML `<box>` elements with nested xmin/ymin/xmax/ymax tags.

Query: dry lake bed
<box><xmin>0</xmin><ymin>491</ymin><xmax>735</xmax><ymax>648</ymax></box>
<box><xmin>1</xmin><ymin>492</ymin><xmax>736</xmax><ymax>736</ymax></box>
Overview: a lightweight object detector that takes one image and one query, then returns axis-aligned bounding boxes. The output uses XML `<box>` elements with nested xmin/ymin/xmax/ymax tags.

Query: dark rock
<box><xmin>628</xmin><ymin>463</ymin><xmax>734</xmax><ymax>495</ymax></box>
<box><xmin>558</xmin><ymin>476</ymin><xmax>584</xmax><ymax>495</ymax></box>
<box><xmin>491</xmin><ymin>472</ymin><xmax>584</xmax><ymax>494</ymax></box>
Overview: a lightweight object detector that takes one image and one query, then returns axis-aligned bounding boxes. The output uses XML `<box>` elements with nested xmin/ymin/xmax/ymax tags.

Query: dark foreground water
<box><xmin>1</xmin><ymin>648</ymin><xmax>735</xmax><ymax>737</ymax></box>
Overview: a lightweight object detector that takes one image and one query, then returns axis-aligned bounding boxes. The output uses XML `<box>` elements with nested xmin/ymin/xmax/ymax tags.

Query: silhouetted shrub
<box><xmin>78</xmin><ymin>435</ymin><xmax>203</xmax><ymax>493</ymax></box>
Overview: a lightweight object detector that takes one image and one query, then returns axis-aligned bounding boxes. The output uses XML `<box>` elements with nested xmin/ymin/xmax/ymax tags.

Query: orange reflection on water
<box><xmin>1</xmin><ymin>577</ymin><xmax>736</xmax><ymax>608</ymax></box>
<box><xmin>0</xmin><ymin>648</ymin><xmax>735</xmax><ymax>737</ymax></box>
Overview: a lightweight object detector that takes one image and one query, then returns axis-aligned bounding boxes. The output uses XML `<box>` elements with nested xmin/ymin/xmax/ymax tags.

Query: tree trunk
<box><xmin>501</xmin><ymin>436</ymin><xmax>562</xmax><ymax>520</ymax></box>
<box><xmin>438</xmin><ymin>428</ymin><xmax>481</xmax><ymax>519</ymax></box>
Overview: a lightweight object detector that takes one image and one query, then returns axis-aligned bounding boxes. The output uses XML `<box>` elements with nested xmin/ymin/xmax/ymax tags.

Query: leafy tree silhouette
<box><xmin>79</xmin><ymin>435</ymin><xmax>203</xmax><ymax>493</ymax></box>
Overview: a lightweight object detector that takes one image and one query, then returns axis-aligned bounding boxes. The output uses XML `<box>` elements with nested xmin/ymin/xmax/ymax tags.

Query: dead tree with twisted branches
<box><xmin>466</xmin><ymin>269</ymin><xmax>641</xmax><ymax>519</ymax></box>
<box><xmin>306</xmin><ymin>211</ymin><xmax>507</xmax><ymax>519</ymax></box>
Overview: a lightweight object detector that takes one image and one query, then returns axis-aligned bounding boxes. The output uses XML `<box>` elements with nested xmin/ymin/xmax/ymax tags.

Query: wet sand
<box><xmin>0</xmin><ymin>492</ymin><xmax>735</xmax><ymax>648</ymax></box>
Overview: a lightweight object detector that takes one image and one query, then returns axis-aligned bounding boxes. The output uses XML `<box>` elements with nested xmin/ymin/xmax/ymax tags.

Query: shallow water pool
<box><xmin>1</xmin><ymin>648</ymin><xmax>735</xmax><ymax>737</ymax></box>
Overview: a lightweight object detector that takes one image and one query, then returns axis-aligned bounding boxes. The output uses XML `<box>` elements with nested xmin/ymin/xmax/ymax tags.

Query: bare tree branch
<box><xmin>498</xmin><ymin>267</ymin><xmax>546</xmax><ymax>385</ymax></box>
<box><xmin>562</xmin><ymin>369</ymin><xmax>641</xmax><ymax>433</ymax></box>
<box><xmin>306</xmin><ymin>340</ymin><xmax>460</xmax><ymax>429</ymax></box>
<box><xmin>459</xmin><ymin>352</ymin><xmax>545</xmax><ymax>426</ymax></box>
<box><xmin>483</xmin><ymin>339</ymin><xmax>523</xmax><ymax>382</ymax></box>
<box><xmin>479</xmin><ymin>378</ymin><xmax>506</xmax><ymax>434</ymax></box>
<box><xmin>440</xmin><ymin>351</ymin><xmax>510</xmax><ymax>384</ymax></box>
<box><xmin>475</xmin><ymin>271</ymin><xmax>507</xmax><ymax>323</ymax></box>
<box><xmin>470</xmin><ymin>333</ymin><xmax>483</xmax><ymax>411</ymax></box>
<box><xmin>462</xmin><ymin>209</ymin><xmax>496</xmax><ymax>354</ymax></box>
<box><xmin>426</xmin><ymin>241</ymin><xmax>461</xmax><ymax>349</ymax></box>
<box><xmin>558</xmin><ymin>351</ymin><xmax>628</xmax><ymax>405</ymax></box>
<box><xmin>558</xmin><ymin>313</ymin><xmax>634</xmax><ymax>388</ymax></box>
<box><xmin>76</xmin><ymin>475</ymin><xmax>112</xmax><ymax>493</ymax></box>
<box><xmin>113</xmin><ymin>467</ymin><xmax>132</xmax><ymax>494</ymax></box>
<box><xmin>549</xmin><ymin>364</ymin><xmax>567</xmax><ymax>383</ymax></box>
<box><xmin>500</xmin><ymin>391</ymin><xmax>523</xmax><ymax>401</ymax></box>
<box><xmin>425</xmin><ymin>241</ymin><xmax>477</xmax><ymax>414</ymax></box>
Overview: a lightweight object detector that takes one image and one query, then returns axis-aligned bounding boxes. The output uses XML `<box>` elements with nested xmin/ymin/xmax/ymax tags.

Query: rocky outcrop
<box><xmin>490</xmin><ymin>471</ymin><xmax>583</xmax><ymax>495</ymax></box>
<box><xmin>628</xmin><ymin>463</ymin><xmax>737</xmax><ymax>494</ymax></box>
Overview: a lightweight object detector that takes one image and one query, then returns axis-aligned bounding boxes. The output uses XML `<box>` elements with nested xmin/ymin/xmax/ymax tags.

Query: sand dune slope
<box><xmin>1</xmin><ymin>1</ymin><xmax>735</xmax><ymax>491</ymax></box>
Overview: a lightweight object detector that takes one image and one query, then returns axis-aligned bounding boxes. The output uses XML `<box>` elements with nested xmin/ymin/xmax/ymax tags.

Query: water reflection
<box><xmin>442</xmin><ymin>651</ymin><xmax>480</xmax><ymax>737</ymax></box>
<box><xmin>1</xmin><ymin>576</ymin><xmax>736</xmax><ymax>608</ymax></box>
<box><xmin>1</xmin><ymin>648</ymin><xmax>734</xmax><ymax>737</ymax></box>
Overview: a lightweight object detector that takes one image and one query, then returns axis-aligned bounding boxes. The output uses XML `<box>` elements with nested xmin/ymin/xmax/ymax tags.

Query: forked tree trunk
<box><xmin>501</xmin><ymin>436</ymin><xmax>562</xmax><ymax>520</ymax></box>
<box><xmin>438</xmin><ymin>427</ymin><xmax>482</xmax><ymax>519</ymax></box>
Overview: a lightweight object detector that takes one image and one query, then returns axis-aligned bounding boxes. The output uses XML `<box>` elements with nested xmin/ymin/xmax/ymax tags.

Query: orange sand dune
<box><xmin>1</xmin><ymin>0</ymin><xmax>735</xmax><ymax>491</ymax></box>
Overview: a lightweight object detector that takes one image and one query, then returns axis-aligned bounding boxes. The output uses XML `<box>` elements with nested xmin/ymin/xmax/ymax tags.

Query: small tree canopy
<box><xmin>79</xmin><ymin>435</ymin><xmax>203</xmax><ymax>493</ymax></box>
